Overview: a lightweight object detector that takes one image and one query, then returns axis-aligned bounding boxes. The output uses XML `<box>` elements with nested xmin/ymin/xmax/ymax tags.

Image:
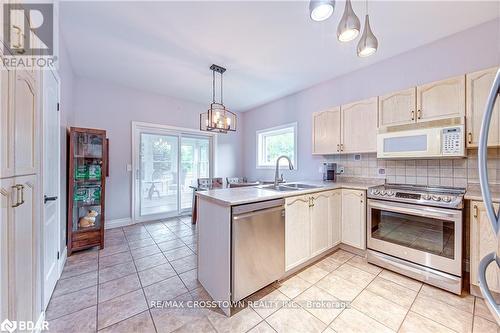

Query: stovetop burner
<box><xmin>367</xmin><ymin>183</ymin><xmax>465</xmax><ymax>209</ymax></box>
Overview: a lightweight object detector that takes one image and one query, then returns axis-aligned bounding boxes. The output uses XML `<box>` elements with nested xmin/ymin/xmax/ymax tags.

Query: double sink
<box><xmin>260</xmin><ymin>183</ymin><xmax>321</xmax><ymax>192</ymax></box>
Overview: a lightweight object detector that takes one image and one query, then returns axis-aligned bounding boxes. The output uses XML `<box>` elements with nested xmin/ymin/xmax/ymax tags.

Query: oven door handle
<box><xmin>368</xmin><ymin>200</ymin><xmax>461</xmax><ymax>221</ymax></box>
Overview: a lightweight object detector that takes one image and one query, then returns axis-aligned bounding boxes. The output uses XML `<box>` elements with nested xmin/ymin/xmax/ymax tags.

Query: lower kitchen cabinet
<box><xmin>329</xmin><ymin>190</ymin><xmax>342</xmax><ymax>247</ymax></box>
<box><xmin>341</xmin><ymin>189</ymin><xmax>366</xmax><ymax>250</ymax></box>
<box><xmin>470</xmin><ymin>201</ymin><xmax>500</xmax><ymax>293</ymax></box>
<box><xmin>310</xmin><ymin>192</ymin><xmax>331</xmax><ymax>257</ymax></box>
<box><xmin>285</xmin><ymin>195</ymin><xmax>311</xmax><ymax>271</ymax></box>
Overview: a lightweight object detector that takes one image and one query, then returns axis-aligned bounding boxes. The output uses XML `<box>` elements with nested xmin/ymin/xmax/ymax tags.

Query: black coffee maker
<box><xmin>323</xmin><ymin>163</ymin><xmax>337</xmax><ymax>182</ymax></box>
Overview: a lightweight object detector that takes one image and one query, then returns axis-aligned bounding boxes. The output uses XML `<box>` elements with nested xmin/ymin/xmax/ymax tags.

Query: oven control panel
<box><xmin>442</xmin><ymin>127</ymin><xmax>463</xmax><ymax>155</ymax></box>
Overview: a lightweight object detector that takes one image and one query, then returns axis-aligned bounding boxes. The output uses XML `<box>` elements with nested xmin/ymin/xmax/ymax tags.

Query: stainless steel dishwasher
<box><xmin>231</xmin><ymin>199</ymin><xmax>285</xmax><ymax>302</ymax></box>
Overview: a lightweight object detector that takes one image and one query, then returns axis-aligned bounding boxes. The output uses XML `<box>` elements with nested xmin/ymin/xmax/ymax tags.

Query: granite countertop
<box><xmin>465</xmin><ymin>184</ymin><xmax>500</xmax><ymax>203</ymax></box>
<box><xmin>196</xmin><ymin>178</ymin><xmax>385</xmax><ymax>206</ymax></box>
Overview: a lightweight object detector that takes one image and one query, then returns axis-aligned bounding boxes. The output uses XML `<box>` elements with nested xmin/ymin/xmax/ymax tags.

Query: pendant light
<box><xmin>200</xmin><ymin>64</ymin><xmax>237</xmax><ymax>134</ymax></box>
<box><xmin>337</xmin><ymin>0</ymin><xmax>360</xmax><ymax>42</ymax></box>
<box><xmin>309</xmin><ymin>0</ymin><xmax>335</xmax><ymax>22</ymax></box>
<box><xmin>357</xmin><ymin>0</ymin><xmax>378</xmax><ymax>57</ymax></box>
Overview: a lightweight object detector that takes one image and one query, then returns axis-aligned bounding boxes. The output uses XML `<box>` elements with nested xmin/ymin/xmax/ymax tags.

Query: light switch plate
<box><xmin>126</xmin><ymin>164</ymin><xmax>132</xmax><ymax>172</ymax></box>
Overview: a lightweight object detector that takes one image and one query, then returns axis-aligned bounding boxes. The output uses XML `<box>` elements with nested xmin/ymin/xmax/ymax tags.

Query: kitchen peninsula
<box><xmin>195</xmin><ymin>179</ymin><xmax>383</xmax><ymax>316</ymax></box>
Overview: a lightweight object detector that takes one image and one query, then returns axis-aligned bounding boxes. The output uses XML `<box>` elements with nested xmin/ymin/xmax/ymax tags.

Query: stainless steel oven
<box><xmin>366</xmin><ymin>184</ymin><xmax>464</xmax><ymax>294</ymax></box>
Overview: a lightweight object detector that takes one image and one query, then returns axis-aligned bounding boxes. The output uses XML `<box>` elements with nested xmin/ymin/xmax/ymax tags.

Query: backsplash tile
<box><xmin>326</xmin><ymin>148</ymin><xmax>500</xmax><ymax>188</ymax></box>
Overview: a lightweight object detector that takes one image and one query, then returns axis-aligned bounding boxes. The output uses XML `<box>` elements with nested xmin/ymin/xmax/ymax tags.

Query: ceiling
<box><xmin>60</xmin><ymin>1</ymin><xmax>499</xmax><ymax>111</ymax></box>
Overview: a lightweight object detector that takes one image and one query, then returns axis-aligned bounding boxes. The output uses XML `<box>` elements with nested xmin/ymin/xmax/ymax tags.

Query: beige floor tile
<box><xmin>399</xmin><ymin>311</ymin><xmax>455</xmax><ymax>333</ymax></box>
<box><xmin>277</xmin><ymin>275</ymin><xmax>312</xmax><ymax>299</ymax></box>
<box><xmin>294</xmin><ymin>286</ymin><xmax>345</xmax><ymax>325</ymax></box>
<box><xmin>66</xmin><ymin>249</ymin><xmax>98</xmax><ymax>264</ymax></box>
<box><xmin>163</xmin><ymin>246</ymin><xmax>195</xmax><ymax>261</ymax></box>
<box><xmin>352</xmin><ymin>289</ymin><xmax>407</xmax><ymax>330</ymax></box>
<box><xmin>60</xmin><ymin>258</ymin><xmax>98</xmax><ymax>279</ymax></box>
<box><xmin>98</xmin><ymin>244</ymin><xmax>129</xmax><ymax>257</ymax></box>
<box><xmin>475</xmin><ymin>297</ymin><xmax>499</xmax><ymax>323</ymax></box>
<box><xmin>247</xmin><ymin>321</ymin><xmax>277</xmax><ymax>333</ymax></box>
<box><xmin>297</xmin><ymin>265</ymin><xmax>329</xmax><ymax>284</ymax></box>
<box><xmin>46</xmin><ymin>305</ymin><xmax>96</xmax><ymax>333</ymax></box>
<box><xmin>378</xmin><ymin>269</ymin><xmax>422</xmax><ymax>292</ymax></box>
<box><xmin>127</xmin><ymin>237</ymin><xmax>157</xmax><ymax>250</ymax></box>
<box><xmin>473</xmin><ymin>315</ymin><xmax>499</xmax><ymax>333</ymax></box>
<box><xmin>329</xmin><ymin>308</ymin><xmax>394</xmax><ymax>333</ymax></box>
<box><xmin>366</xmin><ymin>276</ymin><xmax>417</xmax><ymax>308</ymax></box>
<box><xmin>346</xmin><ymin>256</ymin><xmax>383</xmax><ymax>275</ymax></box>
<box><xmin>46</xmin><ymin>285</ymin><xmax>97</xmax><ymax>320</ymax></box>
<box><xmin>207</xmin><ymin>306</ymin><xmax>263</xmax><ymax>333</ymax></box>
<box><xmin>327</xmin><ymin>250</ymin><xmax>355</xmax><ymax>265</ymax></box>
<box><xmin>172</xmin><ymin>316</ymin><xmax>216</xmax><ymax>333</ymax></box>
<box><xmin>420</xmin><ymin>284</ymin><xmax>474</xmax><ymax>313</ymax></box>
<box><xmin>131</xmin><ymin>244</ymin><xmax>161</xmax><ymax>260</ymax></box>
<box><xmin>143</xmin><ymin>275</ymin><xmax>189</xmax><ymax>307</ymax></box>
<box><xmin>316</xmin><ymin>272</ymin><xmax>364</xmax><ymax>301</ymax></box>
<box><xmin>99</xmin><ymin>251</ymin><xmax>133</xmax><ymax>269</ymax></box>
<box><xmin>314</xmin><ymin>257</ymin><xmax>341</xmax><ymax>272</ymax></box>
<box><xmin>125</xmin><ymin>233</ymin><xmax>152</xmax><ymax>242</ymax></box>
<box><xmin>152</xmin><ymin>233</ymin><xmax>179</xmax><ymax>243</ymax></box>
<box><xmin>190</xmin><ymin>286</ymin><xmax>213</xmax><ymax>301</ymax></box>
<box><xmin>170</xmin><ymin>254</ymin><xmax>197</xmax><ymax>274</ymax></box>
<box><xmin>180</xmin><ymin>234</ymin><xmax>197</xmax><ymax>246</ymax></box>
<box><xmin>179</xmin><ymin>269</ymin><xmax>201</xmax><ymax>291</ymax></box>
<box><xmin>98</xmin><ymin>273</ymin><xmax>142</xmax><ymax>303</ymax></box>
<box><xmin>99</xmin><ymin>261</ymin><xmax>137</xmax><ymax>283</ymax></box>
<box><xmin>266</xmin><ymin>303</ymin><xmax>327</xmax><ymax>333</ymax></box>
<box><xmin>411</xmin><ymin>294</ymin><xmax>473</xmax><ymax>333</ymax></box>
<box><xmin>97</xmin><ymin>289</ymin><xmax>148</xmax><ymax>330</ymax></box>
<box><xmin>99</xmin><ymin>310</ymin><xmax>156</xmax><ymax>333</ymax></box>
<box><xmin>247</xmin><ymin>285</ymin><xmax>290</xmax><ymax>319</ymax></box>
<box><xmin>151</xmin><ymin>305</ymin><xmax>206</xmax><ymax>333</ymax></box>
<box><xmin>52</xmin><ymin>271</ymin><xmax>97</xmax><ymax>297</ymax></box>
<box><xmin>105</xmin><ymin>237</ymin><xmax>128</xmax><ymax>247</ymax></box>
<box><xmin>157</xmin><ymin>239</ymin><xmax>186</xmax><ymax>251</ymax></box>
<box><xmin>135</xmin><ymin>253</ymin><xmax>168</xmax><ymax>271</ymax></box>
<box><xmin>138</xmin><ymin>262</ymin><xmax>177</xmax><ymax>287</ymax></box>
<box><xmin>332</xmin><ymin>263</ymin><xmax>376</xmax><ymax>287</ymax></box>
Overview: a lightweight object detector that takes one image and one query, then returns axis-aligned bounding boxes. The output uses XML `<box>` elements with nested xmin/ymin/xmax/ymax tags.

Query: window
<box><xmin>256</xmin><ymin>123</ymin><xmax>297</xmax><ymax>168</ymax></box>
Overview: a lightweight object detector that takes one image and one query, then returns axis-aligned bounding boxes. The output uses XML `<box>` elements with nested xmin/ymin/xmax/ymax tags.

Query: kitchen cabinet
<box><xmin>378</xmin><ymin>88</ymin><xmax>416</xmax><ymax>127</ymax></box>
<box><xmin>0</xmin><ymin>53</ymin><xmax>15</xmax><ymax>179</ymax></box>
<box><xmin>312</xmin><ymin>107</ymin><xmax>341</xmax><ymax>154</ymax></box>
<box><xmin>466</xmin><ymin>67</ymin><xmax>500</xmax><ymax>148</ymax></box>
<box><xmin>341</xmin><ymin>189</ymin><xmax>366</xmax><ymax>250</ymax></box>
<box><xmin>328</xmin><ymin>190</ymin><xmax>342</xmax><ymax>247</ymax></box>
<box><xmin>310</xmin><ymin>192</ymin><xmax>331</xmax><ymax>257</ymax></box>
<box><xmin>285</xmin><ymin>195</ymin><xmax>311</xmax><ymax>271</ymax></box>
<box><xmin>416</xmin><ymin>75</ymin><xmax>465</xmax><ymax>122</ymax></box>
<box><xmin>341</xmin><ymin>97</ymin><xmax>378</xmax><ymax>154</ymax></box>
<box><xmin>470</xmin><ymin>201</ymin><xmax>500</xmax><ymax>294</ymax></box>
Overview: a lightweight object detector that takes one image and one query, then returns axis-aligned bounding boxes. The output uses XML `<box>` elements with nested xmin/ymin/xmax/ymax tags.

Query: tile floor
<box><xmin>46</xmin><ymin>216</ymin><xmax>499</xmax><ymax>333</ymax></box>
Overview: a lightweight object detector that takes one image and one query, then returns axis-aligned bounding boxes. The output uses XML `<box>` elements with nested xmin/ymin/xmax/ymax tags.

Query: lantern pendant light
<box><xmin>357</xmin><ymin>0</ymin><xmax>378</xmax><ymax>57</ymax></box>
<box><xmin>337</xmin><ymin>0</ymin><xmax>360</xmax><ymax>42</ymax></box>
<box><xmin>200</xmin><ymin>64</ymin><xmax>237</xmax><ymax>134</ymax></box>
<box><xmin>309</xmin><ymin>0</ymin><xmax>335</xmax><ymax>22</ymax></box>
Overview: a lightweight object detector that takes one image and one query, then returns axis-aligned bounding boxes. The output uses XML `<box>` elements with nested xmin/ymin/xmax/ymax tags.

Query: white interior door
<box><xmin>42</xmin><ymin>70</ymin><xmax>60</xmax><ymax>309</ymax></box>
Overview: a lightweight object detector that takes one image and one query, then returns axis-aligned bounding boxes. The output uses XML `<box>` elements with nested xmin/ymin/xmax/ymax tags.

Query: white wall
<box><xmin>242</xmin><ymin>19</ymin><xmax>500</xmax><ymax>181</ymax></box>
<box><xmin>72</xmin><ymin>77</ymin><xmax>243</xmax><ymax>221</ymax></box>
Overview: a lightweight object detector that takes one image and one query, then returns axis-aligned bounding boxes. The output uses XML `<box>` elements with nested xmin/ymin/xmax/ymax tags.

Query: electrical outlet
<box><xmin>337</xmin><ymin>166</ymin><xmax>345</xmax><ymax>174</ymax></box>
<box><xmin>354</xmin><ymin>154</ymin><xmax>362</xmax><ymax>161</ymax></box>
<box><xmin>378</xmin><ymin>168</ymin><xmax>386</xmax><ymax>175</ymax></box>
<box><xmin>126</xmin><ymin>164</ymin><xmax>132</xmax><ymax>172</ymax></box>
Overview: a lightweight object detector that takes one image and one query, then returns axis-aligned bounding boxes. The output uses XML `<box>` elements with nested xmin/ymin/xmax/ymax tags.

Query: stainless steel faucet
<box><xmin>274</xmin><ymin>155</ymin><xmax>294</xmax><ymax>187</ymax></box>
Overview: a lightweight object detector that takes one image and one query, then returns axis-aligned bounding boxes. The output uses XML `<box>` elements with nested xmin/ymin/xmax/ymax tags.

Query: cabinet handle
<box><xmin>11</xmin><ymin>186</ymin><xmax>19</xmax><ymax>207</ymax></box>
<box><xmin>473</xmin><ymin>205</ymin><xmax>478</xmax><ymax>218</ymax></box>
<box><xmin>468</xmin><ymin>132</ymin><xmax>473</xmax><ymax>144</ymax></box>
<box><xmin>417</xmin><ymin>109</ymin><xmax>422</xmax><ymax>119</ymax></box>
<box><xmin>19</xmin><ymin>185</ymin><xmax>25</xmax><ymax>206</ymax></box>
<box><xmin>337</xmin><ymin>144</ymin><xmax>340</xmax><ymax>152</ymax></box>
<box><xmin>11</xmin><ymin>185</ymin><xmax>23</xmax><ymax>207</ymax></box>
<box><xmin>340</xmin><ymin>144</ymin><xmax>344</xmax><ymax>152</ymax></box>
<box><xmin>411</xmin><ymin>110</ymin><xmax>415</xmax><ymax>121</ymax></box>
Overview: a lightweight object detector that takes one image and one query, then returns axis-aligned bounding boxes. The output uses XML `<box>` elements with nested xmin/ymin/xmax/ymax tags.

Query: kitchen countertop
<box><xmin>196</xmin><ymin>178</ymin><xmax>385</xmax><ymax>206</ymax></box>
<box><xmin>465</xmin><ymin>184</ymin><xmax>500</xmax><ymax>203</ymax></box>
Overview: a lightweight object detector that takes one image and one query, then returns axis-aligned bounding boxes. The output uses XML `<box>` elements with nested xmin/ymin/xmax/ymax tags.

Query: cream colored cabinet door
<box><xmin>0</xmin><ymin>178</ymin><xmax>13</xmax><ymax>320</ymax></box>
<box><xmin>285</xmin><ymin>195</ymin><xmax>311</xmax><ymax>271</ymax></box>
<box><xmin>310</xmin><ymin>192</ymin><xmax>330</xmax><ymax>257</ymax></box>
<box><xmin>312</xmin><ymin>107</ymin><xmax>341</xmax><ymax>154</ymax></box>
<box><xmin>466</xmin><ymin>67</ymin><xmax>500</xmax><ymax>148</ymax></box>
<box><xmin>378</xmin><ymin>88</ymin><xmax>416</xmax><ymax>127</ymax></box>
<box><xmin>328</xmin><ymin>190</ymin><xmax>342</xmax><ymax>247</ymax></box>
<box><xmin>416</xmin><ymin>75</ymin><xmax>465</xmax><ymax>122</ymax></box>
<box><xmin>341</xmin><ymin>189</ymin><xmax>366</xmax><ymax>250</ymax></box>
<box><xmin>470</xmin><ymin>201</ymin><xmax>500</xmax><ymax>293</ymax></box>
<box><xmin>0</xmin><ymin>54</ymin><xmax>15</xmax><ymax>179</ymax></box>
<box><xmin>13</xmin><ymin>71</ymin><xmax>37</xmax><ymax>176</ymax></box>
<box><xmin>341</xmin><ymin>97</ymin><xmax>378</xmax><ymax>154</ymax></box>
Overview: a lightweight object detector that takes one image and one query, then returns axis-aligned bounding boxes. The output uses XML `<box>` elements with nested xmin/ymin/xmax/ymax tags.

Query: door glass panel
<box><xmin>140</xmin><ymin>133</ymin><xmax>178</xmax><ymax>217</ymax></box>
<box><xmin>371</xmin><ymin>209</ymin><xmax>455</xmax><ymax>259</ymax></box>
<box><xmin>180</xmin><ymin>136</ymin><xmax>210</xmax><ymax>210</ymax></box>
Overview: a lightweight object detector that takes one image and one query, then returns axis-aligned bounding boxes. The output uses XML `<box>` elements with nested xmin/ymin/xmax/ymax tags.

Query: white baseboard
<box><xmin>105</xmin><ymin>217</ymin><xmax>133</xmax><ymax>229</ymax></box>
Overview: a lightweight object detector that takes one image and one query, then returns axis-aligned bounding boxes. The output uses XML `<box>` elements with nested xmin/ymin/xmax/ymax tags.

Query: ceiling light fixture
<box><xmin>357</xmin><ymin>0</ymin><xmax>378</xmax><ymax>57</ymax></box>
<box><xmin>337</xmin><ymin>0</ymin><xmax>360</xmax><ymax>42</ymax></box>
<box><xmin>309</xmin><ymin>0</ymin><xmax>335</xmax><ymax>22</ymax></box>
<box><xmin>200</xmin><ymin>64</ymin><xmax>237</xmax><ymax>134</ymax></box>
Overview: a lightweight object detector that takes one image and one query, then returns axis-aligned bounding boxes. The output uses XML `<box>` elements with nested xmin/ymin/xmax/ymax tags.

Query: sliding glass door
<box><xmin>133</xmin><ymin>124</ymin><xmax>213</xmax><ymax>221</ymax></box>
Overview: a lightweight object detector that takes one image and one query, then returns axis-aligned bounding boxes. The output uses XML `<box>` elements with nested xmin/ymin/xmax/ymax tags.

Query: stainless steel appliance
<box><xmin>477</xmin><ymin>69</ymin><xmax>500</xmax><ymax>324</ymax></box>
<box><xmin>323</xmin><ymin>162</ymin><xmax>337</xmax><ymax>182</ymax></box>
<box><xmin>231</xmin><ymin>199</ymin><xmax>285</xmax><ymax>302</ymax></box>
<box><xmin>377</xmin><ymin>117</ymin><xmax>466</xmax><ymax>159</ymax></box>
<box><xmin>366</xmin><ymin>184</ymin><xmax>465</xmax><ymax>294</ymax></box>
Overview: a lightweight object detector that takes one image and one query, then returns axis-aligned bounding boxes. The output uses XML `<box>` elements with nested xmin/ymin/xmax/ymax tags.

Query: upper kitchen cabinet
<box><xmin>466</xmin><ymin>67</ymin><xmax>500</xmax><ymax>148</ymax></box>
<box><xmin>312</xmin><ymin>107</ymin><xmax>341</xmax><ymax>154</ymax></box>
<box><xmin>416</xmin><ymin>75</ymin><xmax>465</xmax><ymax>122</ymax></box>
<box><xmin>341</xmin><ymin>97</ymin><xmax>378</xmax><ymax>154</ymax></box>
<box><xmin>378</xmin><ymin>88</ymin><xmax>416</xmax><ymax>127</ymax></box>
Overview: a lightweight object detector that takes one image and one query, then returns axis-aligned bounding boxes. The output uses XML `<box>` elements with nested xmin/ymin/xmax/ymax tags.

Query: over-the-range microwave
<box><xmin>377</xmin><ymin>117</ymin><xmax>466</xmax><ymax>159</ymax></box>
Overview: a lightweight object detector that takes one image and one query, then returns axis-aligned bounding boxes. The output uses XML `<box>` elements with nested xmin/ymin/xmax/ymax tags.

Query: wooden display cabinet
<box><xmin>67</xmin><ymin>127</ymin><xmax>107</xmax><ymax>255</ymax></box>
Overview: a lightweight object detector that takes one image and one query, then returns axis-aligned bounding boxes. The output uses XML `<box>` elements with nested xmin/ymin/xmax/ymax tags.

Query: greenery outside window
<box><xmin>256</xmin><ymin>123</ymin><xmax>297</xmax><ymax>169</ymax></box>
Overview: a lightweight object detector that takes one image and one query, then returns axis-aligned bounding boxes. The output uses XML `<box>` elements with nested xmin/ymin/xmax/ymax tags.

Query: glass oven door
<box><xmin>367</xmin><ymin>199</ymin><xmax>463</xmax><ymax>276</ymax></box>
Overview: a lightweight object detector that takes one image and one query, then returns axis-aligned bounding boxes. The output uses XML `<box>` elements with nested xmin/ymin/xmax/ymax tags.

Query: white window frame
<box><xmin>256</xmin><ymin>122</ymin><xmax>298</xmax><ymax>169</ymax></box>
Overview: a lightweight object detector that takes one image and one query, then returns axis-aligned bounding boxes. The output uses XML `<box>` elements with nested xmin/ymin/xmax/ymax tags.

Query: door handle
<box><xmin>44</xmin><ymin>195</ymin><xmax>58</xmax><ymax>204</ymax></box>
